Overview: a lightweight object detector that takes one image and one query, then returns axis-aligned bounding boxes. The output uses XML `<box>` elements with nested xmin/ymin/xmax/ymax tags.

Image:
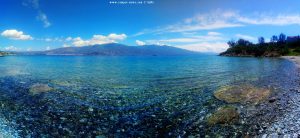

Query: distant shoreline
<box><xmin>282</xmin><ymin>56</ymin><xmax>300</xmax><ymax>67</ymax></box>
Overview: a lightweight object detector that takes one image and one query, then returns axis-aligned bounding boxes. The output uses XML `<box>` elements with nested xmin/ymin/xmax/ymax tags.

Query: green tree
<box><xmin>258</xmin><ymin>37</ymin><xmax>265</xmax><ymax>44</ymax></box>
<box><xmin>227</xmin><ymin>40</ymin><xmax>236</xmax><ymax>48</ymax></box>
<box><xmin>278</xmin><ymin>33</ymin><xmax>286</xmax><ymax>43</ymax></box>
<box><xmin>270</xmin><ymin>35</ymin><xmax>278</xmax><ymax>43</ymax></box>
<box><xmin>237</xmin><ymin>39</ymin><xmax>252</xmax><ymax>46</ymax></box>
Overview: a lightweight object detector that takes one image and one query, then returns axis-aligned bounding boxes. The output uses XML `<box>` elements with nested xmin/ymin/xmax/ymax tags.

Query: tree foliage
<box><xmin>258</xmin><ymin>37</ymin><xmax>265</xmax><ymax>44</ymax></box>
<box><xmin>221</xmin><ymin>33</ymin><xmax>300</xmax><ymax>57</ymax></box>
<box><xmin>278</xmin><ymin>33</ymin><xmax>286</xmax><ymax>43</ymax></box>
<box><xmin>227</xmin><ymin>40</ymin><xmax>236</xmax><ymax>48</ymax></box>
<box><xmin>270</xmin><ymin>35</ymin><xmax>278</xmax><ymax>43</ymax></box>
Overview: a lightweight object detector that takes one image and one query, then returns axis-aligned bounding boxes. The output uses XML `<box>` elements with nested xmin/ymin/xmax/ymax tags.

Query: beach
<box><xmin>261</xmin><ymin>56</ymin><xmax>300</xmax><ymax>135</ymax></box>
<box><xmin>283</xmin><ymin>56</ymin><xmax>300</xmax><ymax>67</ymax></box>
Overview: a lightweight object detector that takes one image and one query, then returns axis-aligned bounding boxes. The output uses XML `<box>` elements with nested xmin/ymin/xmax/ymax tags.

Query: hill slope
<box><xmin>18</xmin><ymin>43</ymin><xmax>200</xmax><ymax>56</ymax></box>
<box><xmin>220</xmin><ymin>34</ymin><xmax>300</xmax><ymax>57</ymax></box>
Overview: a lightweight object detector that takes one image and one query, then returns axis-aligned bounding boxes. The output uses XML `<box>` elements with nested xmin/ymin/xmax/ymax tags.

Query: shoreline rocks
<box><xmin>214</xmin><ymin>84</ymin><xmax>271</xmax><ymax>105</ymax></box>
<box><xmin>282</xmin><ymin>56</ymin><xmax>300</xmax><ymax>68</ymax></box>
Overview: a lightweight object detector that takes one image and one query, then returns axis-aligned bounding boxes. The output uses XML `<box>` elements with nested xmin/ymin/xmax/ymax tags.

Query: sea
<box><xmin>0</xmin><ymin>55</ymin><xmax>298</xmax><ymax>137</ymax></box>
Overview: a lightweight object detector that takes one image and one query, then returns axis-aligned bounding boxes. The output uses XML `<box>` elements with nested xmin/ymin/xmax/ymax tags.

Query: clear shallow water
<box><xmin>0</xmin><ymin>55</ymin><xmax>298</xmax><ymax>137</ymax></box>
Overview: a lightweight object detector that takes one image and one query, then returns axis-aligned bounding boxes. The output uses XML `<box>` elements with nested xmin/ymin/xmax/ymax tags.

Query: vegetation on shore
<box><xmin>0</xmin><ymin>51</ymin><xmax>10</xmax><ymax>56</ymax></box>
<box><xmin>220</xmin><ymin>33</ymin><xmax>300</xmax><ymax>57</ymax></box>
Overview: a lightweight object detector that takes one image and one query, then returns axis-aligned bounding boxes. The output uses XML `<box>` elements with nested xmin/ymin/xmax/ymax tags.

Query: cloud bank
<box><xmin>135</xmin><ymin>10</ymin><xmax>300</xmax><ymax>35</ymax></box>
<box><xmin>1</xmin><ymin>29</ymin><xmax>33</xmax><ymax>40</ymax></box>
<box><xmin>134</xmin><ymin>10</ymin><xmax>300</xmax><ymax>53</ymax></box>
<box><xmin>144</xmin><ymin>32</ymin><xmax>227</xmax><ymax>53</ymax></box>
<box><xmin>175</xmin><ymin>42</ymin><xmax>228</xmax><ymax>53</ymax></box>
<box><xmin>72</xmin><ymin>34</ymin><xmax>127</xmax><ymax>47</ymax></box>
<box><xmin>136</xmin><ymin>40</ymin><xmax>146</xmax><ymax>46</ymax></box>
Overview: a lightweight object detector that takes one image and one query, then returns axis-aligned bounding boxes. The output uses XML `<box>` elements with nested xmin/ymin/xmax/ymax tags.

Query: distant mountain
<box><xmin>17</xmin><ymin>43</ymin><xmax>200</xmax><ymax>56</ymax></box>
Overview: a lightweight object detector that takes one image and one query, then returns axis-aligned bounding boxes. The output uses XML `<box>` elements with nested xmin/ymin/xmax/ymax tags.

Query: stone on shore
<box><xmin>29</xmin><ymin>83</ymin><xmax>53</xmax><ymax>95</ymax></box>
<box><xmin>206</xmin><ymin>106</ymin><xmax>239</xmax><ymax>125</ymax></box>
<box><xmin>214</xmin><ymin>84</ymin><xmax>271</xmax><ymax>105</ymax></box>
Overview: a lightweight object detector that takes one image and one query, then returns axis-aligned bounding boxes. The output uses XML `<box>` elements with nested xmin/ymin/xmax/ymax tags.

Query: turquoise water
<box><xmin>0</xmin><ymin>55</ymin><xmax>297</xmax><ymax>137</ymax></box>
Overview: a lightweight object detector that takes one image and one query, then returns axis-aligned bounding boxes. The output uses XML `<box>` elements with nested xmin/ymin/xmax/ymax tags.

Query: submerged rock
<box><xmin>88</xmin><ymin>107</ymin><xmax>94</xmax><ymax>112</ymax></box>
<box><xmin>206</xmin><ymin>106</ymin><xmax>239</xmax><ymax>125</ymax></box>
<box><xmin>268</xmin><ymin>97</ymin><xmax>276</xmax><ymax>103</ymax></box>
<box><xmin>29</xmin><ymin>83</ymin><xmax>53</xmax><ymax>95</ymax></box>
<box><xmin>51</xmin><ymin>80</ymin><xmax>73</xmax><ymax>87</ymax></box>
<box><xmin>214</xmin><ymin>84</ymin><xmax>271</xmax><ymax>104</ymax></box>
<box><xmin>111</xmin><ymin>84</ymin><xmax>129</xmax><ymax>89</ymax></box>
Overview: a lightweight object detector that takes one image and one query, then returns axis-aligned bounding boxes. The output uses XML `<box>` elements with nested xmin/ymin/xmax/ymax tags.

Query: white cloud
<box><xmin>72</xmin><ymin>33</ymin><xmax>127</xmax><ymax>47</ymax></box>
<box><xmin>62</xmin><ymin>44</ymin><xmax>70</xmax><ymax>47</ymax></box>
<box><xmin>4</xmin><ymin>46</ymin><xmax>19</xmax><ymax>51</ymax></box>
<box><xmin>65</xmin><ymin>37</ymin><xmax>72</xmax><ymax>41</ymax></box>
<box><xmin>37</xmin><ymin>12</ymin><xmax>51</xmax><ymax>28</ymax></box>
<box><xmin>45</xmin><ymin>38</ymin><xmax>52</xmax><ymax>42</ymax></box>
<box><xmin>135</xmin><ymin>10</ymin><xmax>300</xmax><ymax>36</ymax></box>
<box><xmin>1</xmin><ymin>29</ymin><xmax>33</xmax><ymax>40</ymax></box>
<box><xmin>108</xmin><ymin>33</ymin><xmax>127</xmax><ymax>40</ymax></box>
<box><xmin>235</xmin><ymin>34</ymin><xmax>256</xmax><ymax>41</ymax></box>
<box><xmin>135</xmin><ymin>10</ymin><xmax>243</xmax><ymax>35</ymax></box>
<box><xmin>23</xmin><ymin>0</ymin><xmax>51</xmax><ymax>28</ymax></box>
<box><xmin>136</xmin><ymin>40</ymin><xmax>146</xmax><ymax>46</ymax></box>
<box><xmin>155</xmin><ymin>42</ymin><xmax>166</xmax><ymax>46</ymax></box>
<box><xmin>54</xmin><ymin>37</ymin><xmax>64</xmax><ymax>42</ymax></box>
<box><xmin>132</xmin><ymin>10</ymin><xmax>300</xmax><ymax>53</ymax></box>
<box><xmin>194</xmin><ymin>35</ymin><xmax>225</xmax><ymax>41</ymax></box>
<box><xmin>145</xmin><ymin>32</ymin><xmax>227</xmax><ymax>53</ymax></box>
<box><xmin>27</xmin><ymin>48</ymin><xmax>32</xmax><ymax>51</ymax></box>
<box><xmin>132</xmin><ymin>32</ymin><xmax>145</xmax><ymax>37</ymax></box>
<box><xmin>142</xmin><ymin>41</ymin><xmax>166</xmax><ymax>46</ymax></box>
<box><xmin>46</xmin><ymin>46</ymin><xmax>51</xmax><ymax>50</ymax></box>
<box><xmin>22</xmin><ymin>0</ymin><xmax>39</xmax><ymax>8</ymax></box>
<box><xmin>147</xmin><ymin>34</ymin><xmax>225</xmax><ymax>44</ymax></box>
<box><xmin>236</xmin><ymin>14</ymin><xmax>300</xmax><ymax>26</ymax></box>
<box><xmin>72</xmin><ymin>37</ymin><xmax>88</xmax><ymax>47</ymax></box>
<box><xmin>208</xmin><ymin>32</ymin><xmax>221</xmax><ymax>36</ymax></box>
<box><xmin>166</xmin><ymin>23</ymin><xmax>241</xmax><ymax>33</ymax></box>
<box><xmin>175</xmin><ymin>42</ymin><xmax>228</xmax><ymax>53</ymax></box>
<box><xmin>38</xmin><ymin>37</ymin><xmax>65</xmax><ymax>42</ymax></box>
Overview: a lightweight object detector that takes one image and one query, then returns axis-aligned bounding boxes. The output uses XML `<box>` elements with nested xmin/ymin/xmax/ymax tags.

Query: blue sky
<box><xmin>1</xmin><ymin>0</ymin><xmax>300</xmax><ymax>53</ymax></box>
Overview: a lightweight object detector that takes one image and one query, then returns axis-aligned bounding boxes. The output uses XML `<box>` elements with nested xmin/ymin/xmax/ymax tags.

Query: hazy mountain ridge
<box><xmin>16</xmin><ymin>43</ymin><xmax>200</xmax><ymax>56</ymax></box>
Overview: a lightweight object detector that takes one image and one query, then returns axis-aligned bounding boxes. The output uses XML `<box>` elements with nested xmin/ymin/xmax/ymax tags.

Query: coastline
<box><xmin>263</xmin><ymin>56</ymin><xmax>300</xmax><ymax>135</ymax></box>
<box><xmin>282</xmin><ymin>56</ymin><xmax>300</xmax><ymax>67</ymax></box>
<box><xmin>216</xmin><ymin>55</ymin><xmax>300</xmax><ymax>135</ymax></box>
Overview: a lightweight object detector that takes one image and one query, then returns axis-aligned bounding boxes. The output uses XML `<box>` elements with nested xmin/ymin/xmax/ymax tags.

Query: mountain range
<box><xmin>16</xmin><ymin>43</ymin><xmax>200</xmax><ymax>56</ymax></box>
